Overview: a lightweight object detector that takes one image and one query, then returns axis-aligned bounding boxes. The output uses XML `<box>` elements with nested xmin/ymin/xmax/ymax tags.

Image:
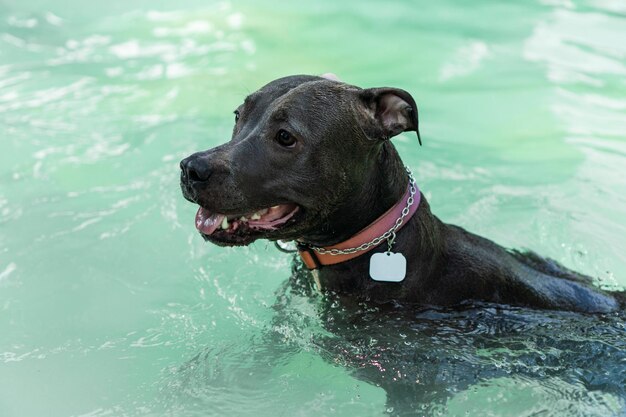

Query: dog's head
<box><xmin>180</xmin><ymin>75</ymin><xmax>420</xmax><ymax>246</ymax></box>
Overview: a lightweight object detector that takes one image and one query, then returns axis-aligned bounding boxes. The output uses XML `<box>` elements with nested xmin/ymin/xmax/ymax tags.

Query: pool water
<box><xmin>1</xmin><ymin>0</ymin><xmax>625</xmax><ymax>416</ymax></box>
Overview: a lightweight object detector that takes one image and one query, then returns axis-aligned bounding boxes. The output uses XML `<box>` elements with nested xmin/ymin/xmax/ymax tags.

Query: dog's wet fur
<box><xmin>180</xmin><ymin>74</ymin><xmax>624</xmax><ymax>313</ymax></box>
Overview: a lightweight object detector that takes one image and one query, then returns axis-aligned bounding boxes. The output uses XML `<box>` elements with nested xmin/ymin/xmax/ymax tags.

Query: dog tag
<box><xmin>369</xmin><ymin>252</ymin><xmax>406</xmax><ymax>282</ymax></box>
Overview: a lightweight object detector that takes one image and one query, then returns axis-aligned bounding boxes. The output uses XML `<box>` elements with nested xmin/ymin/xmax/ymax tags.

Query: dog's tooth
<box><xmin>251</xmin><ymin>213</ymin><xmax>261</xmax><ymax>220</ymax></box>
<box><xmin>240</xmin><ymin>216</ymin><xmax>248</xmax><ymax>222</ymax></box>
<box><xmin>221</xmin><ymin>217</ymin><xmax>229</xmax><ymax>229</ymax></box>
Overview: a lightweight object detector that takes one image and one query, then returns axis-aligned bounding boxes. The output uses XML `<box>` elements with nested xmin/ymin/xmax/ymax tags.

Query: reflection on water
<box><xmin>167</xmin><ymin>265</ymin><xmax>626</xmax><ymax>417</ymax></box>
<box><xmin>1</xmin><ymin>0</ymin><xmax>625</xmax><ymax>416</ymax></box>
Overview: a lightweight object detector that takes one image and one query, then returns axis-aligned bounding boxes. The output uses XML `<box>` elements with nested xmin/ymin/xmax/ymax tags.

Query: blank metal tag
<box><xmin>369</xmin><ymin>252</ymin><xmax>406</xmax><ymax>282</ymax></box>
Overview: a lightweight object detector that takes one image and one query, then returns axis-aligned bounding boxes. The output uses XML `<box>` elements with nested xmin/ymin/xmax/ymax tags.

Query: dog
<box><xmin>180</xmin><ymin>74</ymin><xmax>622</xmax><ymax>314</ymax></box>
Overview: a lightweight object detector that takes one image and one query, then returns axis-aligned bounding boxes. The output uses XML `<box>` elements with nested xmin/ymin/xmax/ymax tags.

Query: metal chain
<box><xmin>305</xmin><ymin>166</ymin><xmax>416</xmax><ymax>256</ymax></box>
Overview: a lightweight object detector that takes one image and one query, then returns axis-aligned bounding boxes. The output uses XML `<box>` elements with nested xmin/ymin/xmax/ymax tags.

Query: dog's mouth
<box><xmin>194</xmin><ymin>203</ymin><xmax>300</xmax><ymax>245</ymax></box>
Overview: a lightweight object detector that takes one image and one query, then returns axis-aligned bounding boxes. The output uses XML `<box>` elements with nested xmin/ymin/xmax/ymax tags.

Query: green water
<box><xmin>1</xmin><ymin>0</ymin><xmax>626</xmax><ymax>416</ymax></box>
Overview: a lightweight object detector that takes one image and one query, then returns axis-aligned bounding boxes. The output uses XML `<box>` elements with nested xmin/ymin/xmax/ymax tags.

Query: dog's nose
<box><xmin>180</xmin><ymin>156</ymin><xmax>211</xmax><ymax>182</ymax></box>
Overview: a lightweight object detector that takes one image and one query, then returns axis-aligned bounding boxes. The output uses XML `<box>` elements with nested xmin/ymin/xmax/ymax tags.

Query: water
<box><xmin>1</xmin><ymin>0</ymin><xmax>625</xmax><ymax>415</ymax></box>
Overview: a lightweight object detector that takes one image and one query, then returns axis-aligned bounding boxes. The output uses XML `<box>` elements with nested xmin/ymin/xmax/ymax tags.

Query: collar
<box><xmin>297</xmin><ymin>182</ymin><xmax>421</xmax><ymax>270</ymax></box>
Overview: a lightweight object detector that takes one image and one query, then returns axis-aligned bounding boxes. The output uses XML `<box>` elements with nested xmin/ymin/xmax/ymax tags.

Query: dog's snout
<box><xmin>180</xmin><ymin>156</ymin><xmax>211</xmax><ymax>182</ymax></box>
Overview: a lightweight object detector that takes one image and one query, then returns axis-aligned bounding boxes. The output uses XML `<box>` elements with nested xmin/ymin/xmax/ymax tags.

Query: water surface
<box><xmin>1</xmin><ymin>0</ymin><xmax>626</xmax><ymax>416</ymax></box>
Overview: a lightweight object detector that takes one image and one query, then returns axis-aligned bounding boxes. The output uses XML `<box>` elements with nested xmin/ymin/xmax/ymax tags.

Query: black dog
<box><xmin>180</xmin><ymin>74</ymin><xmax>622</xmax><ymax>313</ymax></box>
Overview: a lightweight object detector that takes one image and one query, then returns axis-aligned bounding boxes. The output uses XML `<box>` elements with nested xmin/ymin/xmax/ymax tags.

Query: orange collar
<box><xmin>297</xmin><ymin>183</ymin><xmax>420</xmax><ymax>270</ymax></box>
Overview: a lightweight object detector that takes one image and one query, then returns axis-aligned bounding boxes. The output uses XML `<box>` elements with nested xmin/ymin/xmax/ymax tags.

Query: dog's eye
<box><xmin>275</xmin><ymin>129</ymin><xmax>296</xmax><ymax>148</ymax></box>
<box><xmin>234</xmin><ymin>110</ymin><xmax>240</xmax><ymax>123</ymax></box>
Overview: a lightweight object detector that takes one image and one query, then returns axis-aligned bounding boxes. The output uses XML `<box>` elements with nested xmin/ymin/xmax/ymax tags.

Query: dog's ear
<box><xmin>358</xmin><ymin>87</ymin><xmax>421</xmax><ymax>145</ymax></box>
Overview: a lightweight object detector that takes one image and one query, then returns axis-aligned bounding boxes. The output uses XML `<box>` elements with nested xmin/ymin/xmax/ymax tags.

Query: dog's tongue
<box><xmin>194</xmin><ymin>204</ymin><xmax>298</xmax><ymax>235</ymax></box>
<box><xmin>195</xmin><ymin>207</ymin><xmax>225</xmax><ymax>235</ymax></box>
